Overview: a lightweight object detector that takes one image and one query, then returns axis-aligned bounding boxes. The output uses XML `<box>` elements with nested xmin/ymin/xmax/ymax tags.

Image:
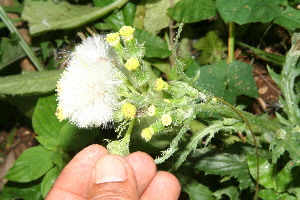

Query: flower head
<box><xmin>119</xmin><ymin>26</ymin><xmax>135</xmax><ymax>41</ymax></box>
<box><xmin>154</xmin><ymin>78</ymin><xmax>169</xmax><ymax>91</ymax></box>
<box><xmin>56</xmin><ymin>35</ymin><xmax>123</xmax><ymax>128</ymax></box>
<box><xmin>125</xmin><ymin>58</ymin><xmax>140</xmax><ymax>71</ymax></box>
<box><xmin>161</xmin><ymin>114</ymin><xmax>172</xmax><ymax>126</ymax></box>
<box><xmin>121</xmin><ymin>102</ymin><xmax>137</xmax><ymax>119</ymax></box>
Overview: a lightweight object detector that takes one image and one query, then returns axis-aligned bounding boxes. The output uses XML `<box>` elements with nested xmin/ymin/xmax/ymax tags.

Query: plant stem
<box><xmin>213</xmin><ymin>97</ymin><xmax>259</xmax><ymax>200</ymax></box>
<box><xmin>0</xmin><ymin>5</ymin><xmax>43</xmax><ymax>71</ymax></box>
<box><xmin>227</xmin><ymin>22</ymin><xmax>235</xmax><ymax>64</ymax></box>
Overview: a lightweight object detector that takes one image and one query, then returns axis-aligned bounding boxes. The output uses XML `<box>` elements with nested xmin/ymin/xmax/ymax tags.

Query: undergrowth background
<box><xmin>0</xmin><ymin>0</ymin><xmax>300</xmax><ymax>199</ymax></box>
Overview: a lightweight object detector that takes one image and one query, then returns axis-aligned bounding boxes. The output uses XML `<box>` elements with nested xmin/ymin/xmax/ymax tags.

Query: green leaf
<box><xmin>216</xmin><ymin>0</ymin><xmax>283</xmax><ymax>24</ymax></box>
<box><xmin>247</xmin><ymin>155</ymin><xmax>276</xmax><ymax>189</ymax></box>
<box><xmin>0</xmin><ymin>181</ymin><xmax>43</xmax><ymax>200</ymax></box>
<box><xmin>41</xmin><ymin>167</ymin><xmax>60</xmax><ymax>198</ymax></box>
<box><xmin>168</xmin><ymin>0</ymin><xmax>217</xmax><ymax>23</ymax></box>
<box><xmin>135</xmin><ymin>29</ymin><xmax>171</xmax><ymax>58</ymax></box>
<box><xmin>33</xmin><ymin>94</ymin><xmax>99</xmax><ymax>151</ymax></box>
<box><xmin>189</xmin><ymin>145</ymin><xmax>253</xmax><ymax>190</ymax></box>
<box><xmin>259</xmin><ymin>189</ymin><xmax>278</xmax><ymax>200</ymax></box>
<box><xmin>186</xmin><ymin>60</ymin><xmax>258</xmax><ymax>104</ymax></box>
<box><xmin>21</xmin><ymin>0</ymin><xmax>129</xmax><ymax>35</ymax></box>
<box><xmin>0</xmin><ymin>37</ymin><xmax>25</xmax><ymax>70</ymax></box>
<box><xmin>178</xmin><ymin>172</ymin><xmax>215</xmax><ymax>200</ymax></box>
<box><xmin>274</xmin><ymin>6</ymin><xmax>300</xmax><ymax>31</ymax></box>
<box><xmin>213</xmin><ymin>186</ymin><xmax>240</xmax><ymax>200</ymax></box>
<box><xmin>0</xmin><ymin>70</ymin><xmax>62</xmax><ymax>95</ymax></box>
<box><xmin>93</xmin><ymin>0</ymin><xmax>135</xmax><ymax>31</ymax></box>
<box><xmin>6</xmin><ymin>146</ymin><xmax>54</xmax><ymax>182</ymax></box>
<box><xmin>144</xmin><ymin>0</ymin><xmax>180</xmax><ymax>34</ymax></box>
<box><xmin>193</xmin><ymin>30</ymin><xmax>226</xmax><ymax>65</ymax></box>
<box><xmin>275</xmin><ymin>162</ymin><xmax>294</xmax><ymax>192</ymax></box>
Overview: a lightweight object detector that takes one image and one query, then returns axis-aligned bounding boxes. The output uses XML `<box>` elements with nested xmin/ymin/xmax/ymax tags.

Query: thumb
<box><xmin>87</xmin><ymin>154</ymin><xmax>139</xmax><ymax>200</ymax></box>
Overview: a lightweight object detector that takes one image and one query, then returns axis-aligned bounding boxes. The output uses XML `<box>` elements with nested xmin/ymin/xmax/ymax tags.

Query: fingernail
<box><xmin>95</xmin><ymin>155</ymin><xmax>127</xmax><ymax>184</ymax></box>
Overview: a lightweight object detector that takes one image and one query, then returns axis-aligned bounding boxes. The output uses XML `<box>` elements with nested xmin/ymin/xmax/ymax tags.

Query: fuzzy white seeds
<box><xmin>56</xmin><ymin>35</ymin><xmax>123</xmax><ymax>128</ymax></box>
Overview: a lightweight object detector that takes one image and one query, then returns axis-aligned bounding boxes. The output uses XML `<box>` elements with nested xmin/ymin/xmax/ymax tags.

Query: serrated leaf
<box><xmin>41</xmin><ymin>167</ymin><xmax>60</xmax><ymax>198</ymax></box>
<box><xmin>186</xmin><ymin>60</ymin><xmax>258</xmax><ymax>104</ymax></box>
<box><xmin>144</xmin><ymin>0</ymin><xmax>180</xmax><ymax>34</ymax></box>
<box><xmin>135</xmin><ymin>29</ymin><xmax>171</xmax><ymax>58</ymax></box>
<box><xmin>189</xmin><ymin>145</ymin><xmax>253</xmax><ymax>190</ymax></box>
<box><xmin>176</xmin><ymin>169</ymin><xmax>215</xmax><ymax>200</ymax></box>
<box><xmin>168</xmin><ymin>0</ymin><xmax>217</xmax><ymax>23</ymax></box>
<box><xmin>22</xmin><ymin>0</ymin><xmax>129</xmax><ymax>35</ymax></box>
<box><xmin>0</xmin><ymin>70</ymin><xmax>62</xmax><ymax>95</ymax></box>
<box><xmin>247</xmin><ymin>155</ymin><xmax>276</xmax><ymax>189</ymax></box>
<box><xmin>0</xmin><ymin>181</ymin><xmax>43</xmax><ymax>200</ymax></box>
<box><xmin>33</xmin><ymin>94</ymin><xmax>99</xmax><ymax>151</ymax></box>
<box><xmin>213</xmin><ymin>186</ymin><xmax>239</xmax><ymax>200</ymax></box>
<box><xmin>6</xmin><ymin>146</ymin><xmax>54</xmax><ymax>182</ymax></box>
<box><xmin>274</xmin><ymin>6</ymin><xmax>300</xmax><ymax>31</ymax></box>
<box><xmin>0</xmin><ymin>37</ymin><xmax>25</xmax><ymax>70</ymax></box>
<box><xmin>216</xmin><ymin>0</ymin><xmax>283</xmax><ymax>24</ymax></box>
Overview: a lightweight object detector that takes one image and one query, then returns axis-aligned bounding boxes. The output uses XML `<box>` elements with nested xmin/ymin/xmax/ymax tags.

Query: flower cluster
<box><xmin>55</xmin><ymin>25</ymin><xmax>207</xmax><ymax>157</ymax></box>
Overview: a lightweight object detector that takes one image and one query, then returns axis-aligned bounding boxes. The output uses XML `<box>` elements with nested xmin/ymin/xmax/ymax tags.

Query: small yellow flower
<box><xmin>163</xmin><ymin>99</ymin><xmax>171</xmax><ymax>103</ymax></box>
<box><xmin>122</xmin><ymin>102</ymin><xmax>137</xmax><ymax>119</ymax></box>
<box><xmin>141</xmin><ymin>127</ymin><xmax>155</xmax><ymax>141</ymax></box>
<box><xmin>161</xmin><ymin>114</ymin><xmax>172</xmax><ymax>126</ymax></box>
<box><xmin>154</xmin><ymin>78</ymin><xmax>169</xmax><ymax>91</ymax></box>
<box><xmin>119</xmin><ymin>26</ymin><xmax>135</xmax><ymax>41</ymax></box>
<box><xmin>106</xmin><ymin>33</ymin><xmax>120</xmax><ymax>46</ymax></box>
<box><xmin>125</xmin><ymin>58</ymin><xmax>140</xmax><ymax>71</ymax></box>
<box><xmin>148</xmin><ymin>105</ymin><xmax>156</xmax><ymax>116</ymax></box>
<box><xmin>55</xmin><ymin>107</ymin><xmax>67</xmax><ymax>121</ymax></box>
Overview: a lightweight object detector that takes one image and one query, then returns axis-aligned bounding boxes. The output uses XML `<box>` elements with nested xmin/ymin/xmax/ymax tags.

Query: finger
<box><xmin>46</xmin><ymin>144</ymin><xmax>108</xmax><ymax>200</ymax></box>
<box><xmin>87</xmin><ymin>154</ymin><xmax>139</xmax><ymax>200</ymax></box>
<box><xmin>125</xmin><ymin>152</ymin><xmax>156</xmax><ymax>196</ymax></box>
<box><xmin>140</xmin><ymin>171</ymin><xmax>181</xmax><ymax>200</ymax></box>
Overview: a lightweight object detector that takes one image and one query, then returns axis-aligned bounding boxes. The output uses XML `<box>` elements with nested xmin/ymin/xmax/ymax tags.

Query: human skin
<box><xmin>46</xmin><ymin>144</ymin><xmax>181</xmax><ymax>200</ymax></box>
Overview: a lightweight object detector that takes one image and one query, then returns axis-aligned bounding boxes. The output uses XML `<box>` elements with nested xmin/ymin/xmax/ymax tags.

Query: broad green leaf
<box><xmin>144</xmin><ymin>0</ymin><xmax>180</xmax><ymax>34</ymax></box>
<box><xmin>93</xmin><ymin>0</ymin><xmax>135</xmax><ymax>31</ymax></box>
<box><xmin>193</xmin><ymin>30</ymin><xmax>226</xmax><ymax>65</ymax></box>
<box><xmin>0</xmin><ymin>70</ymin><xmax>62</xmax><ymax>95</ymax></box>
<box><xmin>168</xmin><ymin>0</ymin><xmax>217</xmax><ymax>23</ymax></box>
<box><xmin>33</xmin><ymin>94</ymin><xmax>99</xmax><ymax>151</ymax></box>
<box><xmin>0</xmin><ymin>37</ymin><xmax>25</xmax><ymax>70</ymax></box>
<box><xmin>189</xmin><ymin>145</ymin><xmax>253</xmax><ymax>189</ymax></box>
<box><xmin>22</xmin><ymin>0</ymin><xmax>129</xmax><ymax>35</ymax></box>
<box><xmin>0</xmin><ymin>181</ymin><xmax>43</xmax><ymax>200</ymax></box>
<box><xmin>247</xmin><ymin>155</ymin><xmax>276</xmax><ymax>189</ymax></box>
<box><xmin>41</xmin><ymin>167</ymin><xmax>60</xmax><ymax>198</ymax></box>
<box><xmin>216</xmin><ymin>0</ymin><xmax>283</xmax><ymax>24</ymax></box>
<box><xmin>6</xmin><ymin>146</ymin><xmax>54</xmax><ymax>182</ymax></box>
<box><xmin>135</xmin><ymin>29</ymin><xmax>171</xmax><ymax>58</ymax></box>
<box><xmin>274</xmin><ymin>6</ymin><xmax>300</xmax><ymax>31</ymax></box>
<box><xmin>176</xmin><ymin>170</ymin><xmax>215</xmax><ymax>200</ymax></box>
<box><xmin>275</xmin><ymin>162</ymin><xmax>294</xmax><ymax>192</ymax></box>
<box><xmin>186</xmin><ymin>60</ymin><xmax>258</xmax><ymax>104</ymax></box>
<box><xmin>259</xmin><ymin>189</ymin><xmax>278</xmax><ymax>200</ymax></box>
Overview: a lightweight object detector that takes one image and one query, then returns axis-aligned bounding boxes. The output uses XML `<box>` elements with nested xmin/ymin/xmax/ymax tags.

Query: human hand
<box><xmin>46</xmin><ymin>144</ymin><xmax>181</xmax><ymax>200</ymax></box>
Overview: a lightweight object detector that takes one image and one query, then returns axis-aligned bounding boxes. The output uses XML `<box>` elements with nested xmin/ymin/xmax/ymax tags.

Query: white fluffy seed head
<box><xmin>56</xmin><ymin>35</ymin><xmax>123</xmax><ymax>128</ymax></box>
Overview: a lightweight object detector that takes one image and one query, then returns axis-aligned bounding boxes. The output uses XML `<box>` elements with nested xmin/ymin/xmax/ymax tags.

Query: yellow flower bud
<box><xmin>161</xmin><ymin>114</ymin><xmax>172</xmax><ymax>126</ymax></box>
<box><xmin>119</xmin><ymin>26</ymin><xmax>135</xmax><ymax>41</ymax></box>
<box><xmin>122</xmin><ymin>102</ymin><xmax>137</xmax><ymax>119</ymax></box>
<box><xmin>55</xmin><ymin>107</ymin><xmax>67</xmax><ymax>121</ymax></box>
<box><xmin>106</xmin><ymin>33</ymin><xmax>120</xmax><ymax>46</ymax></box>
<box><xmin>141</xmin><ymin>127</ymin><xmax>155</xmax><ymax>141</ymax></box>
<box><xmin>148</xmin><ymin>105</ymin><xmax>156</xmax><ymax>116</ymax></box>
<box><xmin>125</xmin><ymin>58</ymin><xmax>140</xmax><ymax>71</ymax></box>
<box><xmin>163</xmin><ymin>99</ymin><xmax>171</xmax><ymax>103</ymax></box>
<box><xmin>154</xmin><ymin>78</ymin><xmax>169</xmax><ymax>91</ymax></box>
